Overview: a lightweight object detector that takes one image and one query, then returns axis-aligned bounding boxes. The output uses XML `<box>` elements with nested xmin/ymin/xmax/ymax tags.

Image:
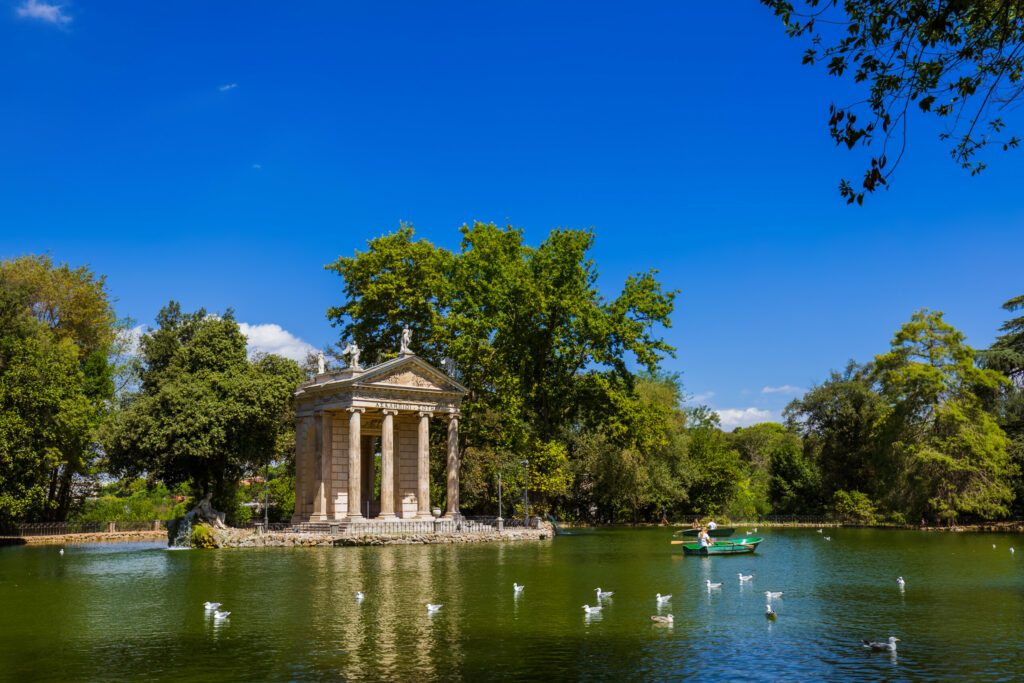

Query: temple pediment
<box><xmin>352</xmin><ymin>356</ymin><xmax>467</xmax><ymax>395</ymax></box>
<box><xmin>361</xmin><ymin>367</ymin><xmax>451</xmax><ymax>392</ymax></box>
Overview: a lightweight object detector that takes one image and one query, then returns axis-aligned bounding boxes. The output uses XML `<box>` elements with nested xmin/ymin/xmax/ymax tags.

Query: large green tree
<box><xmin>763</xmin><ymin>1</ymin><xmax>1024</xmax><ymax>203</ymax></box>
<box><xmin>788</xmin><ymin>311</ymin><xmax>1015</xmax><ymax>522</ymax></box>
<box><xmin>785</xmin><ymin>362</ymin><xmax>888</xmax><ymax>501</ymax></box>
<box><xmin>0</xmin><ymin>256</ymin><xmax>117</xmax><ymax>521</ymax></box>
<box><xmin>979</xmin><ymin>295</ymin><xmax>1024</xmax><ymax>514</ymax></box>
<box><xmin>326</xmin><ymin>223</ymin><xmax>677</xmax><ymax>514</ymax></box>
<box><xmin>104</xmin><ymin>303</ymin><xmax>303</xmax><ymax>517</ymax></box>
<box><xmin>873</xmin><ymin>310</ymin><xmax>1012</xmax><ymax>521</ymax></box>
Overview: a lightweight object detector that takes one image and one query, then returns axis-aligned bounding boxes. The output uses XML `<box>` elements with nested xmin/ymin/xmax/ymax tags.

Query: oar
<box><xmin>670</xmin><ymin>540</ymin><xmax>685</xmax><ymax>545</ymax></box>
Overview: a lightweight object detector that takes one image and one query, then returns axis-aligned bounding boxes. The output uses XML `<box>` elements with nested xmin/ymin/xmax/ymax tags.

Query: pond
<box><xmin>0</xmin><ymin>528</ymin><xmax>1021</xmax><ymax>681</ymax></box>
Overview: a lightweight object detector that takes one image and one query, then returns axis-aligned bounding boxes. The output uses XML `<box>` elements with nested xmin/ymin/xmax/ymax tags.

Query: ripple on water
<box><xmin>1</xmin><ymin>531</ymin><xmax>1022</xmax><ymax>681</ymax></box>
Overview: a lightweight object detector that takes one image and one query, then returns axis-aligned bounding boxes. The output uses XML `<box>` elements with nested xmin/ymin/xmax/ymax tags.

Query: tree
<box><xmin>729</xmin><ymin>422</ymin><xmax>813</xmax><ymax>515</ymax></box>
<box><xmin>873</xmin><ymin>309</ymin><xmax>1013</xmax><ymax>521</ymax></box>
<box><xmin>979</xmin><ymin>294</ymin><xmax>1024</xmax><ymax>514</ymax></box>
<box><xmin>325</xmin><ymin>223</ymin><xmax>677</xmax><ymax>514</ymax></box>
<box><xmin>104</xmin><ymin>303</ymin><xmax>304</xmax><ymax>517</ymax></box>
<box><xmin>762</xmin><ymin>1</ymin><xmax>1024</xmax><ymax>203</ymax></box>
<box><xmin>785</xmin><ymin>362</ymin><xmax>888</xmax><ymax>501</ymax></box>
<box><xmin>683</xmin><ymin>407</ymin><xmax>743</xmax><ymax>515</ymax></box>
<box><xmin>0</xmin><ymin>256</ymin><xmax>117</xmax><ymax>521</ymax></box>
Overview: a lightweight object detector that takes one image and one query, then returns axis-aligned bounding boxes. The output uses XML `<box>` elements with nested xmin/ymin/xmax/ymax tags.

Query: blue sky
<box><xmin>2</xmin><ymin>1</ymin><xmax>1022</xmax><ymax>427</ymax></box>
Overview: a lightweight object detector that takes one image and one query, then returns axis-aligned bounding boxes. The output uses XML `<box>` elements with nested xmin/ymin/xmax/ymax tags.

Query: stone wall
<box><xmin>7</xmin><ymin>531</ymin><xmax>169</xmax><ymax>546</ymax></box>
<box><xmin>216</xmin><ymin>526</ymin><xmax>552</xmax><ymax>548</ymax></box>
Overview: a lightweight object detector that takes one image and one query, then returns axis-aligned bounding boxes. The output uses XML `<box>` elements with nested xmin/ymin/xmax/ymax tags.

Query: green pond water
<box><xmin>1</xmin><ymin>527</ymin><xmax>1021</xmax><ymax>682</ymax></box>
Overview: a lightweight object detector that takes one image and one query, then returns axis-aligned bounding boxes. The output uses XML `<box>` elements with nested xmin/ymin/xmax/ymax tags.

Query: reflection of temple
<box><xmin>291</xmin><ymin>347</ymin><xmax>468</xmax><ymax>526</ymax></box>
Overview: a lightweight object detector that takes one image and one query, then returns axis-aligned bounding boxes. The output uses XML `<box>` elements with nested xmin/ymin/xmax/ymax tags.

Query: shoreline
<box><xmin>4</xmin><ymin>519</ymin><xmax>1021</xmax><ymax>547</ymax></box>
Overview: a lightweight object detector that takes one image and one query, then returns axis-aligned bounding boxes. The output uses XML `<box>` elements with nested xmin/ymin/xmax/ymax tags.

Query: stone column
<box><xmin>379</xmin><ymin>410</ymin><xmax>398</xmax><ymax>520</ymax></box>
<box><xmin>292</xmin><ymin>419</ymin><xmax>306</xmax><ymax>524</ymax></box>
<box><xmin>347</xmin><ymin>408</ymin><xmax>365</xmax><ymax>519</ymax></box>
<box><xmin>417</xmin><ymin>411</ymin><xmax>432</xmax><ymax>518</ymax></box>
<box><xmin>313</xmin><ymin>413</ymin><xmax>326</xmax><ymax>519</ymax></box>
<box><xmin>445</xmin><ymin>412</ymin><xmax>461</xmax><ymax>518</ymax></box>
<box><xmin>319</xmin><ymin>411</ymin><xmax>333</xmax><ymax>520</ymax></box>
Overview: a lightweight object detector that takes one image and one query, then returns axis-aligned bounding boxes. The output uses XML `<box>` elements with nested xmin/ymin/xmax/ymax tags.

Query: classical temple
<box><xmin>291</xmin><ymin>338</ymin><xmax>468</xmax><ymax>527</ymax></box>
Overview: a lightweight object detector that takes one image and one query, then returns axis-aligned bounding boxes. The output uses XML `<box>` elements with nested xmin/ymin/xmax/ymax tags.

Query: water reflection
<box><xmin>2</xmin><ymin>529</ymin><xmax>1024</xmax><ymax>681</ymax></box>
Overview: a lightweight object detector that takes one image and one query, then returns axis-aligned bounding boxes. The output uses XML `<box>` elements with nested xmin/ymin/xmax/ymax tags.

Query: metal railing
<box><xmin>0</xmin><ymin>520</ymin><xmax>169</xmax><ymax>537</ymax></box>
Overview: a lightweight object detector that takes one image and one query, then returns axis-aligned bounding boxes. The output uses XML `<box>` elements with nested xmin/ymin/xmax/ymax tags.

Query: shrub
<box><xmin>831</xmin><ymin>489</ymin><xmax>877</xmax><ymax>524</ymax></box>
<box><xmin>190</xmin><ymin>522</ymin><xmax>217</xmax><ymax>549</ymax></box>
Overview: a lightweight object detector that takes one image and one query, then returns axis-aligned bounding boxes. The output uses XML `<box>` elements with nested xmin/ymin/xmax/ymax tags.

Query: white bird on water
<box><xmin>203</xmin><ymin>602</ymin><xmax>222</xmax><ymax>611</ymax></box>
<box><xmin>896</xmin><ymin>577</ymin><xmax>906</xmax><ymax>589</ymax></box>
<box><xmin>595</xmin><ymin>587</ymin><xmax>614</xmax><ymax>599</ymax></box>
<box><xmin>993</xmin><ymin>544</ymin><xmax>997</xmax><ymax>549</ymax></box>
<box><xmin>513</xmin><ymin>583</ymin><xmax>525</xmax><ymax>594</ymax></box>
<box><xmin>582</xmin><ymin>604</ymin><xmax>602</xmax><ymax>614</ymax></box>
<box><xmin>738</xmin><ymin>573</ymin><xmax>753</xmax><ymax>582</ymax></box>
<box><xmin>650</xmin><ymin>614</ymin><xmax>673</xmax><ymax>624</ymax></box>
<box><xmin>824</xmin><ymin>536</ymin><xmax>832</xmax><ymax>541</ymax></box>
<box><xmin>213</xmin><ymin>610</ymin><xmax>231</xmax><ymax>621</ymax></box>
<box><xmin>765</xmin><ymin>604</ymin><xmax>777</xmax><ymax>620</ymax></box>
<box><xmin>765</xmin><ymin>591</ymin><xmax>783</xmax><ymax>599</ymax></box>
<box><xmin>1011</xmin><ymin>547</ymin><xmax>1016</xmax><ymax>554</ymax></box>
<box><xmin>59</xmin><ymin>548</ymin><xmax>64</xmax><ymax>556</ymax></box>
<box><xmin>355</xmin><ymin>591</ymin><xmax>365</xmax><ymax>602</ymax></box>
<box><xmin>656</xmin><ymin>593</ymin><xmax>671</xmax><ymax>604</ymax></box>
<box><xmin>426</xmin><ymin>604</ymin><xmax>442</xmax><ymax>614</ymax></box>
<box><xmin>817</xmin><ymin>529</ymin><xmax>823</xmax><ymax>533</ymax></box>
<box><xmin>706</xmin><ymin>580</ymin><xmax>722</xmax><ymax>590</ymax></box>
<box><xmin>863</xmin><ymin>636</ymin><xmax>900</xmax><ymax>652</ymax></box>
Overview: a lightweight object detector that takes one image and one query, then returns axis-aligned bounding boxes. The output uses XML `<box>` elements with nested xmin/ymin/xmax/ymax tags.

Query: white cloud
<box><xmin>761</xmin><ymin>384</ymin><xmax>804</xmax><ymax>395</ymax></box>
<box><xmin>121</xmin><ymin>324</ymin><xmax>146</xmax><ymax>357</ymax></box>
<box><xmin>219</xmin><ymin>83</ymin><xmax>238</xmax><ymax>92</ymax></box>
<box><xmin>688</xmin><ymin>391</ymin><xmax>715</xmax><ymax>404</ymax></box>
<box><xmin>16</xmin><ymin>0</ymin><xmax>71</xmax><ymax>25</ymax></box>
<box><xmin>238</xmin><ymin>322</ymin><xmax>316</xmax><ymax>362</ymax></box>
<box><xmin>715</xmin><ymin>407</ymin><xmax>777</xmax><ymax>429</ymax></box>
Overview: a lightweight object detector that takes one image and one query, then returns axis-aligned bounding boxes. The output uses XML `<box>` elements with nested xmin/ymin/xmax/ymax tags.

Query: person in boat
<box><xmin>707</xmin><ymin>520</ymin><xmax>717</xmax><ymax>531</ymax></box>
<box><xmin>698</xmin><ymin>526</ymin><xmax>712</xmax><ymax>548</ymax></box>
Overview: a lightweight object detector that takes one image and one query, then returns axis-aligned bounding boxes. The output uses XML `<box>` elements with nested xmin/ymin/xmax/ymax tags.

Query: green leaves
<box><xmin>763</xmin><ymin>0</ymin><xmax>1024</xmax><ymax>202</ymax></box>
<box><xmin>325</xmin><ymin>223</ymin><xmax>678</xmax><ymax>515</ymax></box>
<box><xmin>104</xmin><ymin>303</ymin><xmax>303</xmax><ymax>515</ymax></box>
<box><xmin>0</xmin><ymin>257</ymin><xmax>116</xmax><ymax>522</ymax></box>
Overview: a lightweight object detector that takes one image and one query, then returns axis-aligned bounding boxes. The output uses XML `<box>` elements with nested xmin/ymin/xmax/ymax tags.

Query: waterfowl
<box><xmin>862</xmin><ymin>636</ymin><xmax>900</xmax><ymax>652</ymax></box>
<box><xmin>650</xmin><ymin>614</ymin><xmax>673</xmax><ymax>624</ymax></box>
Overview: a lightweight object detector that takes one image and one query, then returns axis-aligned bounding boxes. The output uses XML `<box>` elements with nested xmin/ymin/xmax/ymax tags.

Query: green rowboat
<box><xmin>680</xmin><ymin>536</ymin><xmax>763</xmax><ymax>556</ymax></box>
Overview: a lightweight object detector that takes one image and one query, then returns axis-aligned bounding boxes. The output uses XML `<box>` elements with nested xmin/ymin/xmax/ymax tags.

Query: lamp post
<box><xmin>521</xmin><ymin>459</ymin><xmax>529</xmax><ymax>527</ymax></box>
<box><xmin>264</xmin><ymin>459</ymin><xmax>270</xmax><ymax>530</ymax></box>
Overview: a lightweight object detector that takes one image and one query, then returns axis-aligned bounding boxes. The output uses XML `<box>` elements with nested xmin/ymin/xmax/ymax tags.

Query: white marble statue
<box><xmin>316</xmin><ymin>351</ymin><xmax>326</xmax><ymax>375</ymax></box>
<box><xmin>400</xmin><ymin>326</ymin><xmax>413</xmax><ymax>355</ymax></box>
<box><xmin>343</xmin><ymin>341</ymin><xmax>362</xmax><ymax>369</ymax></box>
